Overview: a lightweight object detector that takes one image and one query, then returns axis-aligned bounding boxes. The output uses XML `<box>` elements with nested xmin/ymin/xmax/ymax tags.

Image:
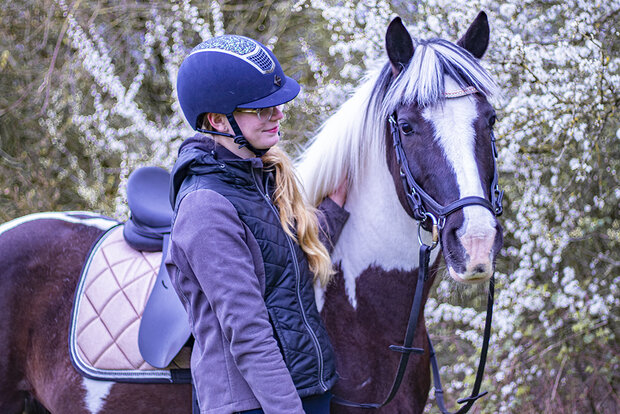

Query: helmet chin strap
<box><xmin>196</xmin><ymin>114</ymin><xmax>270</xmax><ymax>157</ymax></box>
<box><xmin>226</xmin><ymin>114</ymin><xmax>269</xmax><ymax>157</ymax></box>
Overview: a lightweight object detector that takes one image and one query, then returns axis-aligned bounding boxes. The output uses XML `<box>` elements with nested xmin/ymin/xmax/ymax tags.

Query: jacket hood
<box><xmin>170</xmin><ymin>135</ymin><xmax>218</xmax><ymax>208</ymax></box>
<box><xmin>169</xmin><ymin>134</ymin><xmax>263</xmax><ymax>208</ymax></box>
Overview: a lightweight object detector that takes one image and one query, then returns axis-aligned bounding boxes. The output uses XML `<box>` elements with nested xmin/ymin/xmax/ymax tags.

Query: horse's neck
<box><xmin>326</xmin><ymin>155</ymin><xmax>439</xmax><ymax>309</ymax></box>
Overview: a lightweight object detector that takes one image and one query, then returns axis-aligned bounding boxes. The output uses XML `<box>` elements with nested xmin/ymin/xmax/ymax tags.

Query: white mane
<box><xmin>296</xmin><ymin>66</ymin><xmax>386</xmax><ymax>207</ymax></box>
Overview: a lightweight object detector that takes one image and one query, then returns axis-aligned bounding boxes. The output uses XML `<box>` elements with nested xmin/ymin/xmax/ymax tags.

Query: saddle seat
<box><xmin>123</xmin><ymin>166</ymin><xmax>174</xmax><ymax>252</ymax></box>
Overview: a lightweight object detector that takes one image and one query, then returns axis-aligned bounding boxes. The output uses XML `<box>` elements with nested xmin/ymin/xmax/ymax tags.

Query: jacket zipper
<box><xmin>252</xmin><ymin>169</ymin><xmax>328</xmax><ymax>391</ymax></box>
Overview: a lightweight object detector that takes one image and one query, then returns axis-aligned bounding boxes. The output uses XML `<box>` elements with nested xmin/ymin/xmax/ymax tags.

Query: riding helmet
<box><xmin>177</xmin><ymin>35</ymin><xmax>300</xmax><ymax>130</ymax></box>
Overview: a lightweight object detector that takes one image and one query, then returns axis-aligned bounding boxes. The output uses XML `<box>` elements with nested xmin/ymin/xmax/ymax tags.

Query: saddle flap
<box><xmin>138</xmin><ymin>234</ymin><xmax>192</xmax><ymax>368</ymax></box>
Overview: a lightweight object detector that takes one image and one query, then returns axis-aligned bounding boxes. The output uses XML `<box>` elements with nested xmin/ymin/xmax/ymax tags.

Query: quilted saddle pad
<box><xmin>69</xmin><ymin>224</ymin><xmax>190</xmax><ymax>383</ymax></box>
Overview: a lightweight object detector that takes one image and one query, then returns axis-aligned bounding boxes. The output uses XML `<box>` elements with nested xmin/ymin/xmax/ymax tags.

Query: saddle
<box><xmin>123</xmin><ymin>166</ymin><xmax>173</xmax><ymax>251</ymax></box>
<box><xmin>69</xmin><ymin>167</ymin><xmax>191</xmax><ymax>383</ymax></box>
<box><xmin>124</xmin><ymin>167</ymin><xmax>192</xmax><ymax>369</ymax></box>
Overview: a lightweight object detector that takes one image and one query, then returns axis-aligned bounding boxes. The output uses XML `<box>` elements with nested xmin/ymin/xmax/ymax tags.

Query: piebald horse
<box><xmin>298</xmin><ymin>12</ymin><xmax>503</xmax><ymax>413</ymax></box>
<box><xmin>0</xmin><ymin>13</ymin><xmax>502</xmax><ymax>414</ymax></box>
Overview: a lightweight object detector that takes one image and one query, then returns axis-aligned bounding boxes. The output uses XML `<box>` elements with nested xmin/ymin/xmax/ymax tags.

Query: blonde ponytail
<box><xmin>262</xmin><ymin>146</ymin><xmax>335</xmax><ymax>286</ymax></box>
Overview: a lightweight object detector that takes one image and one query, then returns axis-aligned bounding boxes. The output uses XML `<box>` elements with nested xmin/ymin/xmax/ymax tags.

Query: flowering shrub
<box><xmin>0</xmin><ymin>0</ymin><xmax>617</xmax><ymax>412</ymax></box>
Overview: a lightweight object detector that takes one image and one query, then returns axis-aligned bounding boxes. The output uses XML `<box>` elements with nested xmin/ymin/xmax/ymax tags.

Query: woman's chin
<box><xmin>255</xmin><ymin>135</ymin><xmax>280</xmax><ymax>149</ymax></box>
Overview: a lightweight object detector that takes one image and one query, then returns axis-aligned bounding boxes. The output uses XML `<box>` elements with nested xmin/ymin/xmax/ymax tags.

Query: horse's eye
<box><xmin>489</xmin><ymin>115</ymin><xmax>497</xmax><ymax>128</ymax></box>
<box><xmin>399</xmin><ymin>122</ymin><xmax>414</xmax><ymax>135</ymax></box>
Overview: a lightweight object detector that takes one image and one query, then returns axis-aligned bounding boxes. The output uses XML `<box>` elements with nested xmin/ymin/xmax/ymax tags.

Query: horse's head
<box><xmin>381</xmin><ymin>12</ymin><xmax>503</xmax><ymax>284</ymax></box>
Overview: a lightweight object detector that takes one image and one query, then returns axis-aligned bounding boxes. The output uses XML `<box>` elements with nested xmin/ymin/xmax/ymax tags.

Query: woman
<box><xmin>166</xmin><ymin>35</ymin><xmax>348</xmax><ymax>414</ymax></box>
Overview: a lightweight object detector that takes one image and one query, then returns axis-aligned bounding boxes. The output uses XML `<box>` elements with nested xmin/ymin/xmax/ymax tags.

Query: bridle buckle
<box><xmin>418</xmin><ymin>212</ymin><xmax>440</xmax><ymax>250</ymax></box>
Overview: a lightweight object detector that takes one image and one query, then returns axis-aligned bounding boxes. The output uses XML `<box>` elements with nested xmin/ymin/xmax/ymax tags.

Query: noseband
<box><xmin>333</xmin><ymin>88</ymin><xmax>503</xmax><ymax>413</ymax></box>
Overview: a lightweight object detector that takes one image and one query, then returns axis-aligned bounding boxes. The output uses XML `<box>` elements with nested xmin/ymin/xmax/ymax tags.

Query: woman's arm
<box><xmin>317</xmin><ymin>180</ymin><xmax>350</xmax><ymax>253</ymax></box>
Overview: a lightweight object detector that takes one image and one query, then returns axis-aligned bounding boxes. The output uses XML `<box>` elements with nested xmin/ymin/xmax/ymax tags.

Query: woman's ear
<box><xmin>206</xmin><ymin>113</ymin><xmax>231</xmax><ymax>133</ymax></box>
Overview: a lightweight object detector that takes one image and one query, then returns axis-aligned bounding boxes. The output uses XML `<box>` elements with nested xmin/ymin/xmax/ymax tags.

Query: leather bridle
<box><xmin>388</xmin><ymin>107</ymin><xmax>503</xmax><ymax>240</ymax></box>
<box><xmin>332</xmin><ymin>89</ymin><xmax>504</xmax><ymax>413</ymax></box>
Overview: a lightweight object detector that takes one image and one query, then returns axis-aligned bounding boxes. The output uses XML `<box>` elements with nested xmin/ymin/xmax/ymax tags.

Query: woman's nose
<box><xmin>271</xmin><ymin>105</ymin><xmax>284</xmax><ymax>121</ymax></box>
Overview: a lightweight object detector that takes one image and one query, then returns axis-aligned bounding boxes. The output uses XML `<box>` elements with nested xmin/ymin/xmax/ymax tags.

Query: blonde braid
<box><xmin>262</xmin><ymin>146</ymin><xmax>335</xmax><ymax>286</ymax></box>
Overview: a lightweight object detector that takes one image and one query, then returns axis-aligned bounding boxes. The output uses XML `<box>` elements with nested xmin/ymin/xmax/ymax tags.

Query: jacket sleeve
<box><xmin>171</xmin><ymin>189</ymin><xmax>304</xmax><ymax>413</ymax></box>
<box><xmin>316</xmin><ymin>196</ymin><xmax>350</xmax><ymax>254</ymax></box>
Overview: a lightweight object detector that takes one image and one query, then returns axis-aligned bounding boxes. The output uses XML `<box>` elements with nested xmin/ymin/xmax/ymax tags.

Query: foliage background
<box><xmin>1</xmin><ymin>0</ymin><xmax>618</xmax><ymax>412</ymax></box>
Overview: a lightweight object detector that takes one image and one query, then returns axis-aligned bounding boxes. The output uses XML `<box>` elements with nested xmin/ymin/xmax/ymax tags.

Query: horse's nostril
<box><xmin>472</xmin><ymin>264</ymin><xmax>486</xmax><ymax>274</ymax></box>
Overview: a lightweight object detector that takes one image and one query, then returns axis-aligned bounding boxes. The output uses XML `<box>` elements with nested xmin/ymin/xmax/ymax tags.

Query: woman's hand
<box><xmin>328</xmin><ymin>179</ymin><xmax>348</xmax><ymax>207</ymax></box>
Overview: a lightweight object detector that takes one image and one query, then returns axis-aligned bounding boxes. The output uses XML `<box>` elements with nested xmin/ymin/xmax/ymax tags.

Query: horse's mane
<box><xmin>296</xmin><ymin>38</ymin><xmax>498</xmax><ymax>206</ymax></box>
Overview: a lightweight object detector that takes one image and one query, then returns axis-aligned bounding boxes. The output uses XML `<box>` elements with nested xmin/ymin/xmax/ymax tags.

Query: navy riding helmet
<box><xmin>177</xmin><ymin>35</ymin><xmax>300</xmax><ymax>156</ymax></box>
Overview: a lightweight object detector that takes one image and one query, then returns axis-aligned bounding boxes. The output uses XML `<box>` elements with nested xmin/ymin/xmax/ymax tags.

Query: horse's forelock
<box><xmin>382</xmin><ymin>39</ymin><xmax>498</xmax><ymax>114</ymax></box>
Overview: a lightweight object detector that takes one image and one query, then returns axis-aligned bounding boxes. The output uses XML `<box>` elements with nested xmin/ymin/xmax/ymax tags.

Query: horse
<box><xmin>297</xmin><ymin>12</ymin><xmax>503</xmax><ymax>413</ymax></box>
<box><xmin>0</xmin><ymin>12</ymin><xmax>503</xmax><ymax>414</ymax></box>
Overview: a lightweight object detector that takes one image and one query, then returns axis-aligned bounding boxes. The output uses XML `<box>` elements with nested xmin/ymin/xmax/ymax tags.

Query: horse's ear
<box><xmin>457</xmin><ymin>11</ymin><xmax>490</xmax><ymax>59</ymax></box>
<box><xmin>386</xmin><ymin>17</ymin><xmax>414</xmax><ymax>76</ymax></box>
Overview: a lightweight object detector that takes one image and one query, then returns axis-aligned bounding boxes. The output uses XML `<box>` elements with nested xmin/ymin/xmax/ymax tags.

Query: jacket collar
<box><xmin>178</xmin><ymin>134</ymin><xmax>264</xmax><ymax>165</ymax></box>
<box><xmin>170</xmin><ymin>134</ymin><xmax>265</xmax><ymax>207</ymax></box>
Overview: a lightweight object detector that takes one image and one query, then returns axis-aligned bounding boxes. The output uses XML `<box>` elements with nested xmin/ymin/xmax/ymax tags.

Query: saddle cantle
<box><xmin>123</xmin><ymin>166</ymin><xmax>173</xmax><ymax>251</ymax></box>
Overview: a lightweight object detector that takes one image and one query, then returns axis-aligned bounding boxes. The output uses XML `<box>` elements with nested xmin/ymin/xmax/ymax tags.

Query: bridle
<box><xmin>332</xmin><ymin>88</ymin><xmax>504</xmax><ymax>413</ymax></box>
<box><xmin>388</xmin><ymin>92</ymin><xmax>503</xmax><ymax>240</ymax></box>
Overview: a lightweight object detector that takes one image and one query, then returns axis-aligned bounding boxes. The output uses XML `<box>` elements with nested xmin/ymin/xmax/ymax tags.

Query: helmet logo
<box><xmin>274</xmin><ymin>75</ymin><xmax>282</xmax><ymax>87</ymax></box>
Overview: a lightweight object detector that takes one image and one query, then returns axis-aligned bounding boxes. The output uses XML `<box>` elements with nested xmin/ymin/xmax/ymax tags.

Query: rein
<box><xmin>332</xmin><ymin>89</ymin><xmax>503</xmax><ymax>413</ymax></box>
<box><xmin>332</xmin><ymin>243</ymin><xmax>494</xmax><ymax>413</ymax></box>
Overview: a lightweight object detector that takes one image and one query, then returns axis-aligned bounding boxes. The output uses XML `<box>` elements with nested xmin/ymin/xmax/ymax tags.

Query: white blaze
<box><xmin>422</xmin><ymin>79</ymin><xmax>496</xmax><ymax>278</ymax></box>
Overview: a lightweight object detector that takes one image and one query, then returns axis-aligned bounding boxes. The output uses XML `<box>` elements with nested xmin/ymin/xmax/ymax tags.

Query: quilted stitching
<box><xmin>75</xmin><ymin>226</ymin><xmax>160</xmax><ymax>370</ymax></box>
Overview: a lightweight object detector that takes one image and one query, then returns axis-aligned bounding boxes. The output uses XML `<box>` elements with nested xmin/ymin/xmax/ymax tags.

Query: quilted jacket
<box><xmin>166</xmin><ymin>135</ymin><xmax>348</xmax><ymax>414</ymax></box>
